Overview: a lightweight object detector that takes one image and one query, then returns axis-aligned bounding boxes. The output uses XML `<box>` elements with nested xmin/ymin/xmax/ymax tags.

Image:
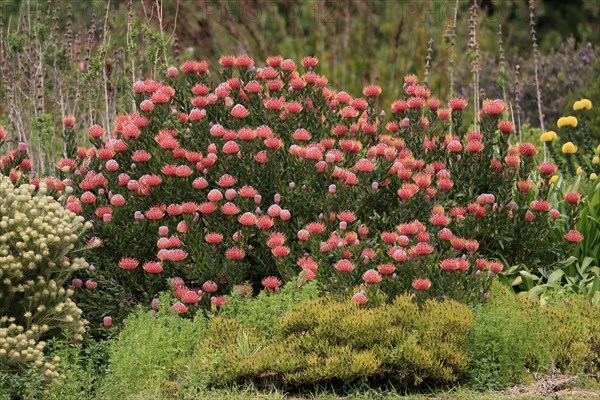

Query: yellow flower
<box><xmin>557</xmin><ymin>117</ymin><xmax>568</xmax><ymax>127</ymax></box>
<box><xmin>549</xmin><ymin>175</ymin><xmax>559</xmax><ymax>184</ymax></box>
<box><xmin>561</xmin><ymin>142</ymin><xmax>577</xmax><ymax>154</ymax></box>
<box><xmin>576</xmin><ymin>167</ymin><xmax>584</xmax><ymax>175</ymax></box>
<box><xmin>573</xmin><ymin>101</ymin><xmax>583</xmax><ymax>111</ymax></box>
<box><xmin>591</xmin><ymin>173</ymin><xmax>598</xmax><ymax>181</ymax></box>
<box><xmin>593</xmin><ymin>156</ymin><xmax>600</xmax><ymax>165</ymax></box>
<box><xmin>580</xmin><ymin>99</ymin><xmax>593</xmax><ymax>110</ymax></box>
<box><xmin>557</xmin><ymin>116</ymin><xmax>578</xmax><ymax>128</ymax></box>
<box><xmin>597</xmin><ymin>144</ymin><xmax>600</xmax><ymax>153</ymax></box>
<box><xmin>540</xmin><ymin>131</ymin><xmax>557</xmax><ymax>142</ymax></box>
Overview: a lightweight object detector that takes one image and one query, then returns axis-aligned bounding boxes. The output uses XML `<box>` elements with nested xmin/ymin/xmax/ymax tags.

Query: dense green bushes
<box><xmin>5</xmin><ymin>286</ymin><xmax>600</xmax><ymax>398</ymax></box>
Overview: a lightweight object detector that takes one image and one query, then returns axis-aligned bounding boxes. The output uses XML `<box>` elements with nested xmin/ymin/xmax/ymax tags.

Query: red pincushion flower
<box><xmin>217</xmin><ymin>174</ymin><xmax>237</xmax><ymax>187</ymax></box>
<box><xmin>518</xmin><ymin>180</ymin><xmax>532</xmax><ymax>193</ymax></box>
<box><xmin>205</xmin><ymin>232</ymin><xmax>224</xmax><ymax>245</ymax></box>
<box><xmin>363</xmin><ymin>85</ymin><xmax>382</xmax><ymax>97</ymax></box>
<box><xmin>301</xmin><ymin>56</ymin><xmax>319</xmax><ymax>68</ymax></box>
<box><xmin>218</xmin><ymin>55</ymin><xmax>236</xmax><ymax>68</ymax></box>
<box><xmin>238</xmin><ymin>212</ymin><xmax>257</xmax><ymax>226</ymax></box>
<box><xmin>88</xmin><ymin>124</ymin><xmax>104</xmax><ymax>138</ymax></box>
<box><xmin>171</xmin><ymin>302</ymin><xmax>188</xmax><ymax>314</ymax></box>
<box><xmin>182</xmin><ymin>290</ymin><xmax>201</xmax><ymax>304</ymax></box>
<box><xmin>118</xmin><ymin>258</ymin><xmax>138</xmax><ymax>270</ymax></box>
<box><xmin>334</xmin><ymin>259</ymin><xmax>355</xmax><ymax>272</ymax></box>
<box><xmin>412</xmin><ymin>278</ymin><xmax>432</xmax><ymax>291</ymax></box>
<box><xmin>519</xmin><ymin>143</ymin><xmax>538</xmax><ymax>157</ymax></box>
<box><xmin>564</xmin><ymin>192</ymin><xmax>581</xmax><ymax>204</ymax></box>
<box><xmin>238</xmin><ymin>186</ymin><xmax>257</xmax><ymax>198</ymax></box>
<box><xmin>429</xmin><ymin>213</ymin><xmax>449</xmax><ymax>226</ymax></box>
<box><xmin>221</xmin><ymin>202</ymin><xmax>240</xmax><ymax>215</ymax></box>
<box><xmin>337</xmin><ymin>210</ymin><xmax>356</xmax><ymax>223</ymax></box>
<box><xmin>262</xmin><ymin>276</ymin><xmax>283</xmax><ymax>290</ymax></box>
<box><xmin>378</xmin><ymin>264</ymin><xmax>395</xmax><ymax>275</ymax></box>
<box><xmin>306</xmin><ymin>222</ymin><xmax>326</xmax><ymax>234</ymax></box>
<box><xmin>225</xmin><ymin>247</ymin><xmax>245</xmax><ymax>261</ymax></box>
<box><xmin>145</xmin><ymin>206</ymin><xmax>164</xmax><ymax>220</ymax></box>
<box><xmin>235</xmin><ymin>55</ymin><xmax>254</xmax><ymax>68</ymax></box>
<box><xmin>351</xmin><ymin>292</ymin><xmax>368</xmax><ymax>304</ymax></box>
<box><xmin>466</xmin><ymin>140</ymin><xmax>484</xmax><ymax>153</ymax></box>
<box><xmin>231</xmin><ymin>104</ymin><xmax>249</xmax><ymax>118</ymax></box>
<box><xmin>142</xmin><ymin>261</ymin><xmax>163</xmax><ymax>274</ymax></box>
<box><xmin>80</xmin><ymin>191</ymin><xmax>96</xmax><ymax>204</ymax></box>
<box><xmin>267</xmin><ymin>232</ymin><xmax>287</xmax><ymax>248</ymax></box>
<box><xmin>202</xmin><ymin>280</ymin><xmax>218</xmax><ymax>293</ymax></box>
<box><xmin>489</xmin><ymin>261</ymin><xmax>504</xmax><ymax>274</ymax></box>
<box><xmin>166</xmin><ymin>204</ymin><xmax>183</xmax><ymax>216</ymax></box>
<box><xmin>538</xmin><ymin>162</ymin><xmax>558</xmax><ymax>175</ymax></box>
<box><xmin>482</xmin><ymin>99</ymin><xmax>507</xmax><ymax>115</ymax></box>
<box><xmin>530</xmin><ymin>199</ymin><xmax>551</xmax><ymax>212</ymax></box>
<box><xmin>257</xmin><ymin>215</ymin><xmax>274</xmax><ymax>230</ymax></box>
<box><xmin>447</xmin><ymin>140</ymin><xmax>462</xmax><ymax>152</ymax></box>
<box><xmin>564</xmin><ymin>230</ymin><xmax>584</xmax><ymax>243</ymax></box>
<box><xmin>498</xmin><ymin>121</ymin><xmax>514</xmax><ymax>134</ymax></box>
<box><xmin>448</xmin><ymin>97</ymin><xmax>467</xmax><ymax>110</ymax></box>
<box><xmin>406</xmin><ymin>96</ymin><xmax>425</xmax><ymax>109</ymax></box>
<box><xmin>362</xmin><ymin>269</ymin><xmax>382</xmax><ymax>284</ymax></box>
<box><xmin>391</xmin><ymin>100</ymin><xmax>409</xmax><ymax>114</ymax></box>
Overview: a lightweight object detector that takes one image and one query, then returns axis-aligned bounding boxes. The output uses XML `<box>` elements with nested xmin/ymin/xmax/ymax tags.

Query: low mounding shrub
<box><xmin>0</xmin><ymin>176</ymin><xmax>89</xmax><ymax>380</ymax></box>
<box><xmin>194</xmin><ymin>295</ymin><xmax>474</xmax><ymax>389</ymax></box>
<box><xmin>525</xmin><ymin>291</ymin><xmax>600</xmax><ymax>375</ymax></box>
<box><xmin>468</xmin><ymin>284</ymin><xmax>600</xmax><ymax>391</ymax></box>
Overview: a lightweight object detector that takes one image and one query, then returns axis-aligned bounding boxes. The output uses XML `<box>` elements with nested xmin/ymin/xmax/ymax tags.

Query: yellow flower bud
<box><xmin>550</xmin><ymin>175</ymin><xmax>559</xmax><ymax>184</ymax></box>
<box><xmin>597</xmin><ymin>144</ymin><xmax>600</xmax><ymax>153</ymax></box>
<box><xmin>562</xmin><ymin>142</ymin><xmax>577</xmax><ymax>154</ymax></box>
<box><xmin>567</xmin><ymin>116</ymin><xmax>578</xmax><ymax>127</ymax></box>
<box><xmin>580</xmin><ymin>99</ymin><xmax>593</xmax><ymax>110</ymax></box>
<box><xmin>573</xmin><ymin>101</ymin><xmax>583</xmax><ymax>111</ymax></box>
<box><xmin>591</xmin><ymin>173</ymin><xmax>598</xmax><ymax>181</ymax></box>
<box><xmin>576</xmin><ymin>167</ymin><xmax>584</xmax><ymax>175</ymax></box>
<box><xmin>540</xmin><ymin>131</ymin><xmax>557</xmax><ymax>142</ymax></box>
<box><xmin>593</xmin><ymin>156</ymin><xmax>600</xmax><ymax>165</ymax></box>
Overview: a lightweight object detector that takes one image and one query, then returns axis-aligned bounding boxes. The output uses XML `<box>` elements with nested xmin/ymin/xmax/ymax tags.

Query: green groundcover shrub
<box><xmin>193</xmin><ymin>294</ymin><xmax>474</xmax><ymax>390</ymax></box>
<box><xmin>468</xmin><ymin>284</ymin><xmax>600</xmax><ymax>391</ymax></box>
<box><xmin>6</xmin><ymin>284</ymin><xmax>600</xmax><ymax>399</ymax></box>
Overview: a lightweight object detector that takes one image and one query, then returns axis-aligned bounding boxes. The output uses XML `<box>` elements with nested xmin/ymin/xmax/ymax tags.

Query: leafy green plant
<box><xmin>467</xmin><ymin>284</ymin><xmax>544</xmax><ymax>391</ymax></box>
<box><xmin>218</xmin><ymin>281</ymin><xmax>320</xmax><ymax>336</ymax></box>
<box><xmin>99</xmin><ymin>295</ymin><xmax>207</xmax><ymax>399</ymax></box>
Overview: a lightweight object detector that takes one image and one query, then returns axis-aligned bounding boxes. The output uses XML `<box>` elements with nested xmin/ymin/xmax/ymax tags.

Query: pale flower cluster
<box><xmin>0</xmin><ymin>176</ymin><xmax>90</xmax><ymax>378</ymax></box>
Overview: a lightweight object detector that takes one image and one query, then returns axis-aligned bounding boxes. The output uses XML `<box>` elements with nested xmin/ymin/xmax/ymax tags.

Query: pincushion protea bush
<box><xmin>13</xmin><ymin>54</ymin><xmax>582</xmax><ymax>324</ymax></box>
<box><xmin>0</xmin><ymin>176</ymin><xmax>89</xmax><ymax>379</ymax></box>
